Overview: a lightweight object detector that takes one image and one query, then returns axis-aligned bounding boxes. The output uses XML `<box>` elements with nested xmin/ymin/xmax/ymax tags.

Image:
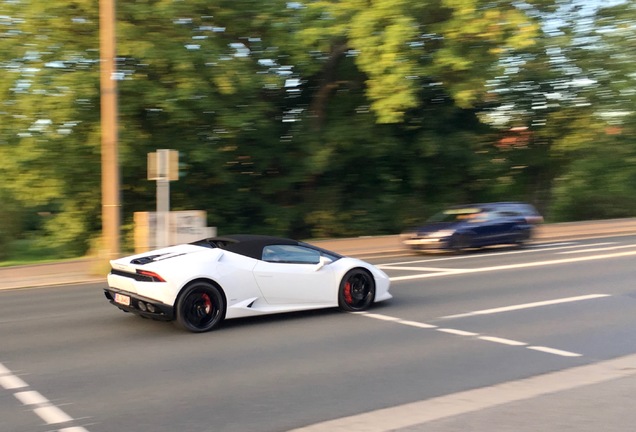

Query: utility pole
<box><xmin>148</xmin><ymin>150</ymin><xmax>179</xmax><ymax>249</ymax></box>
<box><xmin>99</xmin><ymin>0</ymin><xmax>121</xmax><ymax>259</ymax></box>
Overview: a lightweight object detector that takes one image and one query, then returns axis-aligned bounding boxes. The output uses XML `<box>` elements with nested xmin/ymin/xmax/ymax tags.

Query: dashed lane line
<box><xmin>33</xmin><ymin>405</ymin><xmax>75</xmax><ymax>425</ymax></box>
<box><xmin>395</xmin><ymin>320</ymin><xmax>437</xmax><ymax>329</ymax></box>
<box><xmin>353</xmin><ymin>312</ymin><xmax>582</xmax><ymax>358</ymax></box>
<box><xmin>527</xmin><ymin>346</ymin><xmax>583</xmax><ymax>357</ymax></box>
<box><xmin>0</xmin><ymin>362</ymin><xmax>89</xmax><ymax>432</ymax></box>
<box><xmin>0</xmin><ymin>373</ymin><xmax>28</xmax><ymax>389</ymax></box>
<box><xmin>362</xmin><ymin>313</ymin><xmax>401</xmax><ymax>322</ymax></box>
<box><xmin>437</xmin><ymin>328</ymin><xmax>479</xmax><ymax>337</ymax></box>
<box><xmin>478</xmin><ymin>336</ymin><xmax>527</xmax><ymax>346</ymax></box>
<box><xmin>14</xmin><ymin>390</ymin><xmax>48</xmax><ymax>405</ymax></box>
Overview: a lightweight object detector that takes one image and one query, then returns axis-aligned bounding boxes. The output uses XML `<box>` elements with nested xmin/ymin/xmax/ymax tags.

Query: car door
<box><xmin>252</xmin><ymin>244</ymin><xmax>335</xmax><ymax>305</ymax></box>
<box><xmin>468</xmin><ymin>211</ymin><xmax>513</xmax><ymax>245</ymax></box>
<box><xmin>492</xmin><ymin>211</ymin><xmax>524</xmax><ymax>244</ymax></box>
<box><xmin>464</xmin><ymin>211</ymin><xmax>497</xmax><ymax>245</ymax></box>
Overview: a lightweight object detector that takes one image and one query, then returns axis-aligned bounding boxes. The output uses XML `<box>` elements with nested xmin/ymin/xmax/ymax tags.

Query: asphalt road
<box><xmin>1</xmin><ymin>236</ymin><xmax>636</xmax><ymax>432</ymax></box>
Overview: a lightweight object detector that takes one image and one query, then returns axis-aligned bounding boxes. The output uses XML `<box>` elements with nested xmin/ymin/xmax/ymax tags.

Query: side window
<box><xmin>498</xmin><ymin>211</ymin><xmax>518</xmax><ymax>218</ymax></box>
<box><xmin>262</xmin><ymin>245</ymin><xmax>321</xmax><ymax>264</ymax></box>
<box><xmin>469</xmin><ymin>212</ymin><xmax>490</xmax><ymax>222</ymax></box>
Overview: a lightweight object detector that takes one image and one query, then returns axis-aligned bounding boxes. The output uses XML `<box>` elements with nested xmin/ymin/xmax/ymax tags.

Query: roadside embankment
<box><xmin>1</xmin><ymin>218</ymin><xmax>635</xmax><ymax>290</ymax></box>
<box><xmin>312</xmin><ymin>217</ymin><xmax>636</xmax><ymax>257</ymax></box>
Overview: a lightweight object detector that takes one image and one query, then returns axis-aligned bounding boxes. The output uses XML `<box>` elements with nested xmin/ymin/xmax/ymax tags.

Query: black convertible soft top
<box><xmin>191</xmin><ymin>234</ymin><xmax>342</xmax><ymax>261</ymax></box>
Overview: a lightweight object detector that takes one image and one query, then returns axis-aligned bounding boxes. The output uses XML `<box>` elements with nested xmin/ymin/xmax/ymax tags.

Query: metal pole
<box><xmin>99</xmin><ymin>0</ymin><xmax>121</xmax><ymax>259</ymax></box>
<box><xmin>156</xmin><ymin>149</ymin><xmax>170</xmax><ymax>248</ymax></box>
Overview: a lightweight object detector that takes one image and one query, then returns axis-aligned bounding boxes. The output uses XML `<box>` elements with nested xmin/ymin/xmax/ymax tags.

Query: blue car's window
<box><xmin>429</xmin><ymin>208</ymin><xmax>481</xmax><ymax>223</ymax></box>
<box><xmin>468</xmin><ymin>212</ymin><xmax>490</xmax><ymax>222</ymax></box>
<box><xmin>262</xmin><ymin>245</ymin><xmax>321</xmax><ymax>264</ymax></box>
<box><xmin>498</xmin><ymin>211</ymin><xmax>519</xmax><ymax>218</ymax></box>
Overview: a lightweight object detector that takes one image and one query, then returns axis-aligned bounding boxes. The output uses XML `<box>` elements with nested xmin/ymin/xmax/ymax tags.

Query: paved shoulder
<box><xmin>289</xmin><ymin>354</ymin><xmax>636</xmax><ymax>432</ymax></box>
<box><xmin>0</xmin><ymin>259</ymin><xmax>103</xmax><ymax>290</ymax></box>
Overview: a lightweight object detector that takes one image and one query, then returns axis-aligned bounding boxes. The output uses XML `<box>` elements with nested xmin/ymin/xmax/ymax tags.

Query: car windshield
<box><xmin>428</xmin><ymin>208</ymin><xmax>483</xmax><ymax>223</ymax></box>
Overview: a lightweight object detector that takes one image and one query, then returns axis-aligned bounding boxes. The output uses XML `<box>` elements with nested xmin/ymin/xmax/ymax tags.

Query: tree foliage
<box><xmin>1</xmin><ymin>0</ymin><xmax>634</xmax><ymax>257</ymax></box>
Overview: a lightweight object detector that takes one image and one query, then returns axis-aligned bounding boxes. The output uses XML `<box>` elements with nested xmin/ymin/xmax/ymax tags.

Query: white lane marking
<box><xmin>437</xmin><ymin>328</ymin><xmax>479</xmax><ymax>336</ymax></box>
<box><xmin>558</xmin><ymin>244</ymin><xmax>636</xmax><ymax>254</ymax></box>
<box><xmin>0</xmin><ymin>374</ymin><xmax>28</xmax><ymax>389</ymax></box>
<box><xmin>441</xmin><ymin>294</ymin><xmax>611</xmax><ymax>319</ymax></box>
<box><xmin>381</xmin><ymin>242</ymin><xmax>594</xmax><ymax>267</ymax></box>
<box><xmin>528</xmin><ymin>346</ymin><xmax>582</xmax><ymax>357</ymax></box>
<box><xmin>14</xmin><ymin>390</ymin><xmax>48</xmax><ymax>405</ymax></box>
<box><xmin>378</xmin><ymin>265</ymin><xmax>462</xmax><ymax>272</ymax></box>
<box><xmin>33</xmin><ymin>405</ymin><xmax>74</xmax><ymax>424</ymax></box>
<box><xmin>396</xmin><ymin>320</ymin><xmax>437</xmax><ymax>329</ymax></box>
<box><xmin>355</xmin><ymin>312</ymin><xmax>582</xmax><ymax>357</ymax></box>
<box><xmin>0</xmin><ymin>362</ymin><xmax>87</xmax><ymax>429</ymax></box>
<box><xmin>363</xmin><ymin>313</ymin><xmax>401</xmax><ymax>321</ymax></box>
<box><xmin>380</xmin><ymin>242</ymin><xmax>627</xmax><ymax>270</ymax></box>
<box><xmin>287</xmin><ymin>353</ymin><xmax>636</xmax><ymax>432</ymax></box>
<box><xmin>478</xmin><ymin>336</ymin><xmax>527</xmax><ymax>346</ymax></box>
<box><xmin>390</xmin><ymin>250</ymin><xmax>636</xmax><ymax>282</ymax></box>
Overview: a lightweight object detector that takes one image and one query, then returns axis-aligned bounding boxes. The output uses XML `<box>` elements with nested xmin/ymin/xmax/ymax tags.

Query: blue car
<box><xmin>401</xmin><ymin>202</ymin><xmax>543</xmax><ymax>252</ymax></box>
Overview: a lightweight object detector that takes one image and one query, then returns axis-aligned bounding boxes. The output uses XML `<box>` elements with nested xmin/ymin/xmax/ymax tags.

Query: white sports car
<box><xmin>104</xmin><ymin>234</ymin><xmax>392</xmax><ymax>332</ymax></box>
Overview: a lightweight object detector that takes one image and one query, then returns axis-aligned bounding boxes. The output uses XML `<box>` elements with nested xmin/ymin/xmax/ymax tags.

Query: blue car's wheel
<box><xmin>176</xmin><ymin>282</ymin><xmax>226</xmax><ymax>333</ymax></box>
<box><xmin>451</xmin><ymin>233</ymin><xmax>474</xmax><ymax>252</ymax></box>
<box><xmin>514</xmin><ymin>229</ymin><xmax>532</xmax><ymax>247</ymax></box>
<box><xmin>338</xmin><ymin>269</ymin><xmax>375</xmax><ymax>312</ymax></box>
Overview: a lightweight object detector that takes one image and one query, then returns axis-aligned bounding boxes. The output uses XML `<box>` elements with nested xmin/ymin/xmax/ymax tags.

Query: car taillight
<box><xmin>136</xmin><ymin>269</ymin><xmax>166</xmax><ymax>282</ymax></box>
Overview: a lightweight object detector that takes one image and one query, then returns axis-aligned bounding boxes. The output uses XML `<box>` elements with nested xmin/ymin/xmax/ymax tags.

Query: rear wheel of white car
<box><xmin>175</xmin><ymin>282</ymin><xmax>226</xmax><ymax>333</ymax></box>
<box><xmin>338</xmin><ymin>269</ymin><xmax>375</xmax><ymax>312</ymax></box>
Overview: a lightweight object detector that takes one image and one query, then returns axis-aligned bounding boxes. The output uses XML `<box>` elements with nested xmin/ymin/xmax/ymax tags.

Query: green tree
<box><xmin>481</xmin><ymin>1</ymin><xmax>636</xmax><ymax>220</ymax></box>
<box><xmin>0</xmin><ymin>0</ymin><xmax>102</xmax><ymax>255</ymax></box>
<box><xmin>4</xmin><ymin>0</ymin><xmax>634</xmax><ymax>260</ymax></box>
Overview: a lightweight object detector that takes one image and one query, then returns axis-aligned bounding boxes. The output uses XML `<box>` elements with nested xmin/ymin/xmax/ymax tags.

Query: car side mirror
<box><xmin>315</xmin><ymin>256</ymin><xmax>333</xmax><ymax>271</ymax></box>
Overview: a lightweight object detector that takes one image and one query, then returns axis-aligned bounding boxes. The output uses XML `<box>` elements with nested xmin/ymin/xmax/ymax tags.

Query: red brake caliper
<box><xmin>344</xmin><ymin>281</ymin><xmax>353</xmax><ymax>304</ymax></box>
<box><xmin>201</xmin><ymin>293</ymin><xmax>212</xmax><ymax>314</ymax></box>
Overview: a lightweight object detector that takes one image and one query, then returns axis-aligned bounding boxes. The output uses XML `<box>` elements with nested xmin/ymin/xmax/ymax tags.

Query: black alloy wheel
<box><xmin>176</xmin><ymin>282</ymin><xmax>226</xmax><ymax>333</ymax></box>
<box><xmin>338</xmin><ymin>269</ymin><xmax>375</xmax><ymax>312</ymax></box>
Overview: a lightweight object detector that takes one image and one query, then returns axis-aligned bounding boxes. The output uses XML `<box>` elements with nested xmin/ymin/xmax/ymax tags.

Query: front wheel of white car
<box><xmin>175</xmin><ymin>281</ymin><xmax>226</xmax><ymax>333</ymax></box>
<box><xmin>338</xmin><ymin>269</ymin><xmax>375</xmax><ymax>312</ymax></box>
